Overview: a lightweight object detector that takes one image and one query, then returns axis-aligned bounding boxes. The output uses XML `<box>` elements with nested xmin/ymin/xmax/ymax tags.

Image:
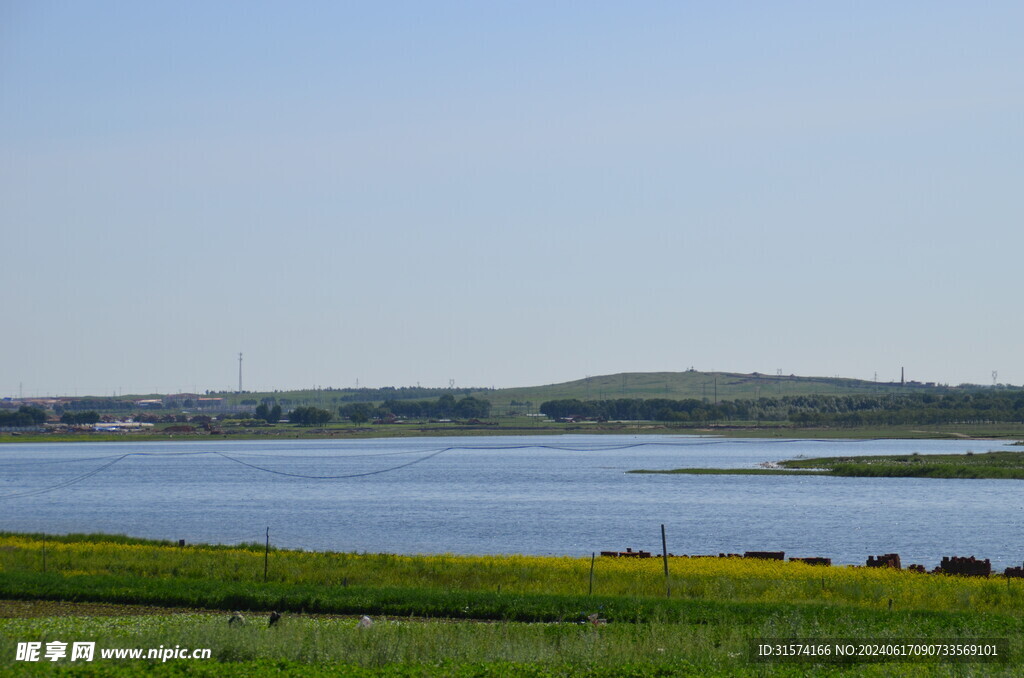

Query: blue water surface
<box><xmin>0</xmin><ymin>435</ymin><xmax>1020</xmax><ymax>569</ymax></box>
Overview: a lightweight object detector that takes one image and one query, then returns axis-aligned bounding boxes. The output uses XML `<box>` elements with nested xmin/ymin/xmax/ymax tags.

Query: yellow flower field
<box><xmin>2</xmin><ymin>534</ymin><xmax>1021</xmax><ymax>617</ymax></box>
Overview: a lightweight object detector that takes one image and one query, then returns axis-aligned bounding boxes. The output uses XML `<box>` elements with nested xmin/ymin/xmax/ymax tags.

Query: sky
<box><xmin>2</xmin><ymin>1</ymin><xmax>1022</xmax><ymax>396</ymax></box>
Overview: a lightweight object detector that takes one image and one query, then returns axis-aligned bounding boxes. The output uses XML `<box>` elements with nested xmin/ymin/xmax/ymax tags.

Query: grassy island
<box><xmin>629</xmin><ymin>450</ymin><xmax>1024</xmax><ymax>479</ymax></box>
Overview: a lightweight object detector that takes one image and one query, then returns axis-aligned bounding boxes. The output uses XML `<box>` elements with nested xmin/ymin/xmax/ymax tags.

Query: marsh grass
<box><xmin>633</xmin><ymin>451</ymin><xmax>1024</xmax><ymax>479</ymax></box>
<box><xmin>780</xmin><ymin>451</ymin><xmax>1024</xmax><ymax>479</ymax></box>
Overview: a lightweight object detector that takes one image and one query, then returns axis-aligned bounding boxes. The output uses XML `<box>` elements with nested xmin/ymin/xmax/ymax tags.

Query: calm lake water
<box><xmin>1</xmin><ymin>435</ymin><xmax>1021</xmax><ymax>569</ymax></box>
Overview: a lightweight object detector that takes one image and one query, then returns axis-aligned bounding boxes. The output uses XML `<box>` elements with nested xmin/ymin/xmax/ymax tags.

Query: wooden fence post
<box><xmin>264</xmin><ymin>527</ymin><xmax>270</xmax><ymax>583</ymax></box>
<box><xmin>661</xmin><ymin>524</ymin><xmax>670</xmax><ymax>598</ymax></box>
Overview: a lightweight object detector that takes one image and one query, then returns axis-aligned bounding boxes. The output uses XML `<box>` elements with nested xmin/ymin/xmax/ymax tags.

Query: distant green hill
<box><xmin>110</xmin><ymin>370</ymin><xmax>966</xmax><ymax>414</ymax></box>
<box><xmin>472</xmin><ymin>370</ymin><xmax>944</xmax><ymax>412</ymax></box>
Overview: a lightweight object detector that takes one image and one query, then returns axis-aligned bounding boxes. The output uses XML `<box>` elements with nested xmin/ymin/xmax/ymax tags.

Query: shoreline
<box><xmin>3</xmin><ymin>422</ymin><xmax>1023</xmax><ymax>444</ymax></box>
<box><xmin>630</xmin><ymin>450</ymin><xmax>1024</xmax><ymax>479</ymax></box>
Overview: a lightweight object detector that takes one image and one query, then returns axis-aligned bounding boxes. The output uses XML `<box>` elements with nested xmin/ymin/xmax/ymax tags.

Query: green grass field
<box><xmin>6</xmin><ymin>419</ymin><xmax>1024</xmax><ymax>446</ymax></box>
<box><xmin>0</xmin><ymin>534</ymin><xmax>1021</xmax><ymax>676</ymax></box>
<box><xmin>779</xmin><ymin>450</ymin><xmax>1024</xmax><ymax>479</ymax></box>
<box><xmin>630</xmin><ymin>450</ymin><xmax>1024</xmax><ymax>479</ymax></box>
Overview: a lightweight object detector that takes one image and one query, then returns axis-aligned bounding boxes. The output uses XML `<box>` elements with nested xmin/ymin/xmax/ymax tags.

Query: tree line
<box><xmin>0</xmin><ymin>405</ymin><xmax>47</xmax><ymax>427</ymax></box>
<box><xmin>338</xmin><ymin>387</ymin><xmax>484</xmax><ymax>403</ymax></box>
<box><xmin>275</xmin><ymin>394</ymin><xmax>495</xmax><ymax>427</ymax></box>
<box><xmin>56</xmin><ymin>399</ymin><xmax>134</xmax><ymax>413</ymax></box>
<box><xmin>254</xmin><ymin>403</ymin><xmax>283</xmax><ymax>423</ymax></box>
<box><xmin>287</xmin><ymin>406</ymin><xmax>333</xmax><ymax>426</ymax></box>
<box><xmin>339</xmin><ymin>394</ymin><xmax>491</xmax><ymax>423</ymax></box>
<box><xmin>59</xmin><ymin>411</ymin><xmax>100</xmax><ymax>425</ymax></box>
<box><xmin>539</xmin><ymin>391</ymin><xmax>1024</xmax><ymax>426</ymax></box>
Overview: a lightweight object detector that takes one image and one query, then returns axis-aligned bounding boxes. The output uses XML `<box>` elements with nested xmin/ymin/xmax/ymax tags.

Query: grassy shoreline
<box><xmin>628</xmin><ymin>468</ymin><xmax>831</xmax><ymax>476</ymax></box>
<box><xmin>3</xmin><ymin>421</ymin><xmax>1024</xmax><ymax>444</ymax></box>
<box><xmin>630</xmin><ymin>450</ymin><xmax>1024</xmax><ymax>479</ymax></box>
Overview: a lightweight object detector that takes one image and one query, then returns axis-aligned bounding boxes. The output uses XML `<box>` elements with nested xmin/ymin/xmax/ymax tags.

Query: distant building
<box><xmin>93</xmin><ymin>421</ymin><xmax>155</xmax><ymax>431</ymax></box>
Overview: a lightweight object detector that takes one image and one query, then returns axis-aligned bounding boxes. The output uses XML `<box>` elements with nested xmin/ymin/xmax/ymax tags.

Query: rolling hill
<box><xmin>471</xmin><ymin>370</ymin><xmax>941</xmax><ymax>411</ymax></box>
<box><xmin>200</xmin><ymin>370</ymin><xmax>949</xmax><ymax>412</ymax></box>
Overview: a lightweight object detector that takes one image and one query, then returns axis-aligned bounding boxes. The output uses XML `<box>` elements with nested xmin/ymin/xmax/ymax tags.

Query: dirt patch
<box><xmin>0</xmin><ymin>600</ymin><xmax>489</xmax><ymax>624</ymax></box>
<box><xmin>0</xmin><ymin>599</ymin><xmax>218</xmax><ymax>618</ymax></box>
<box><xmin>909</xmin><ymin>430</ymin><xmax>972</xmax><ymax>438</ymax></box>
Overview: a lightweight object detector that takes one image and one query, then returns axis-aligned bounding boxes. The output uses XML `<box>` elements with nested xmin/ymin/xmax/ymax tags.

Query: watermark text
<box><xmin>16</xmin><ymin>641</ymin><xmax>211</xmax><ymax>663</ymax></box>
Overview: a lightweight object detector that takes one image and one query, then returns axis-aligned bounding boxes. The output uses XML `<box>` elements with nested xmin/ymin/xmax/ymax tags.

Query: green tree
<box><xmin>436</xmin><ymin>394</ymin><xmax>456</xmax><ymax>417</ymax></box>
<box><xmin>0</xmin><ymin>406</ymin><xmax>47</xmax><ymax>427</ymax></box>
<box><xmin>256</xmin><ymin>403</ymin><xmax>283</xmax><ymax>423</ymax></box>
<box><xmin>347</xmin><ymin>404</ymin><xmax>371</xmax><ymax>424</ymax></box>
<box><xmin>454</xmin><ymin>396</ymin><xmax>491</xmax><ymax>418</ymax></box>
<box><xmin>59</xmin><ymin>411</ymin><xmax>100</xmax><ymax>425</ymax></box>
<box><xmin>288</xmin><ymin>406</ymin><xmax>333</xmax><ymax>426</ymax></box>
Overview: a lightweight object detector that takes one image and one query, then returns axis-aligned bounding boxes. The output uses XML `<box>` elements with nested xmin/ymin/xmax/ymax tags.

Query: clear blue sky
<box><xmin>2</xmin><ymin>1</ymin><xmax>1021</xmax><ymax>396</ymax></box>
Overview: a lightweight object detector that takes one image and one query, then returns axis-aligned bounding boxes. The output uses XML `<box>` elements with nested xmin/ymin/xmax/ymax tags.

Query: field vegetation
<box><xmin>779</xmin><ymin>450</ymin><xmax>1024</xmax><ymax>479</ymax></box>
<box><xmin>1</xmin><ymin>534</ymin><xmax>1022</xmax><ymax>676</ymax></box>
<box><xmin>538</xmin><ymin>390</ymin><xmax>1024</xmax><ymax>427</ymax></box>
<box><xmin>631</xmin><ymin>451</ymin><xmax>1024</xmax><ymax>480</ymax></box>
<box><xmin>626</xmin><ymin>454</ymin><xmax>1024</xmax><ymax>481</ymax></box>
<box><xmin>6</xmin><ymin>370</ymin><xmax>1024</xmax><ymax>445</ymax></box>
<box><xmin>191</xmin><ymin>371</ymin><xmax>923</xmax><ymax>412</ymax></box>
<box><xmin>7</xmin><ymin>421</ymin><xmax>1024</xmax><ymax>447</ymax></box>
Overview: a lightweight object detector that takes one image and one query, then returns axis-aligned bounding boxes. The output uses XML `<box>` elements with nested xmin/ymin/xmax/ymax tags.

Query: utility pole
<box><xmin>238</xmin><ymin>353</ymin><xmax>243</xmax><ymax>393</ymax></box>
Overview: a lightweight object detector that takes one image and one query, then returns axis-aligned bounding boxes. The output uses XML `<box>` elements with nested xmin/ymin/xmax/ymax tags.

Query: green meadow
<box><xmin>631</xmin><ymin>450</ymin><xmax>1024</xmax><ymax>479</ymax></box>
<box><xmin>1</xmin><ymin>534</ymin><xmax>1021</xmax><ymax>676</ymax></box>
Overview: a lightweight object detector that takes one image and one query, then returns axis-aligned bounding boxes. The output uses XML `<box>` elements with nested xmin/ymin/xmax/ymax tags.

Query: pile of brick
<box><xmin>599</xmin><ymin>548</ymin><xmax>652</xmax><ymax>558</ymax></box>
<box><xmin>1003</xmin><ymin>564</ymin><xmax>1024</xmax><ymax>578</ymax></box>
<box><xmin>938</xmin><ymin>556</ymin><xmax>991</xmax><ymax>577</ymax></box>
<box><xmin>597</xmin><ymin>548</ymin><xmax>1013</xmax><ymax>577</ymax></box>
<box><xmin>790</xmin><ymin>557</ymin><xmax>832</xmax><ymax>566</ymax></box>
<box><xmin>866</xmin><ymin>553</ymin><xmax>902</xmax><ymax>569</ymax></box>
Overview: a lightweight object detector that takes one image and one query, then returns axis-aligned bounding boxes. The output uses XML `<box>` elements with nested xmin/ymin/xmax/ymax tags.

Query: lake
<box><xmin>1</xmin><ymin>435</ymin><xmax>1021</xmax><ymax>570</ymax></box>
